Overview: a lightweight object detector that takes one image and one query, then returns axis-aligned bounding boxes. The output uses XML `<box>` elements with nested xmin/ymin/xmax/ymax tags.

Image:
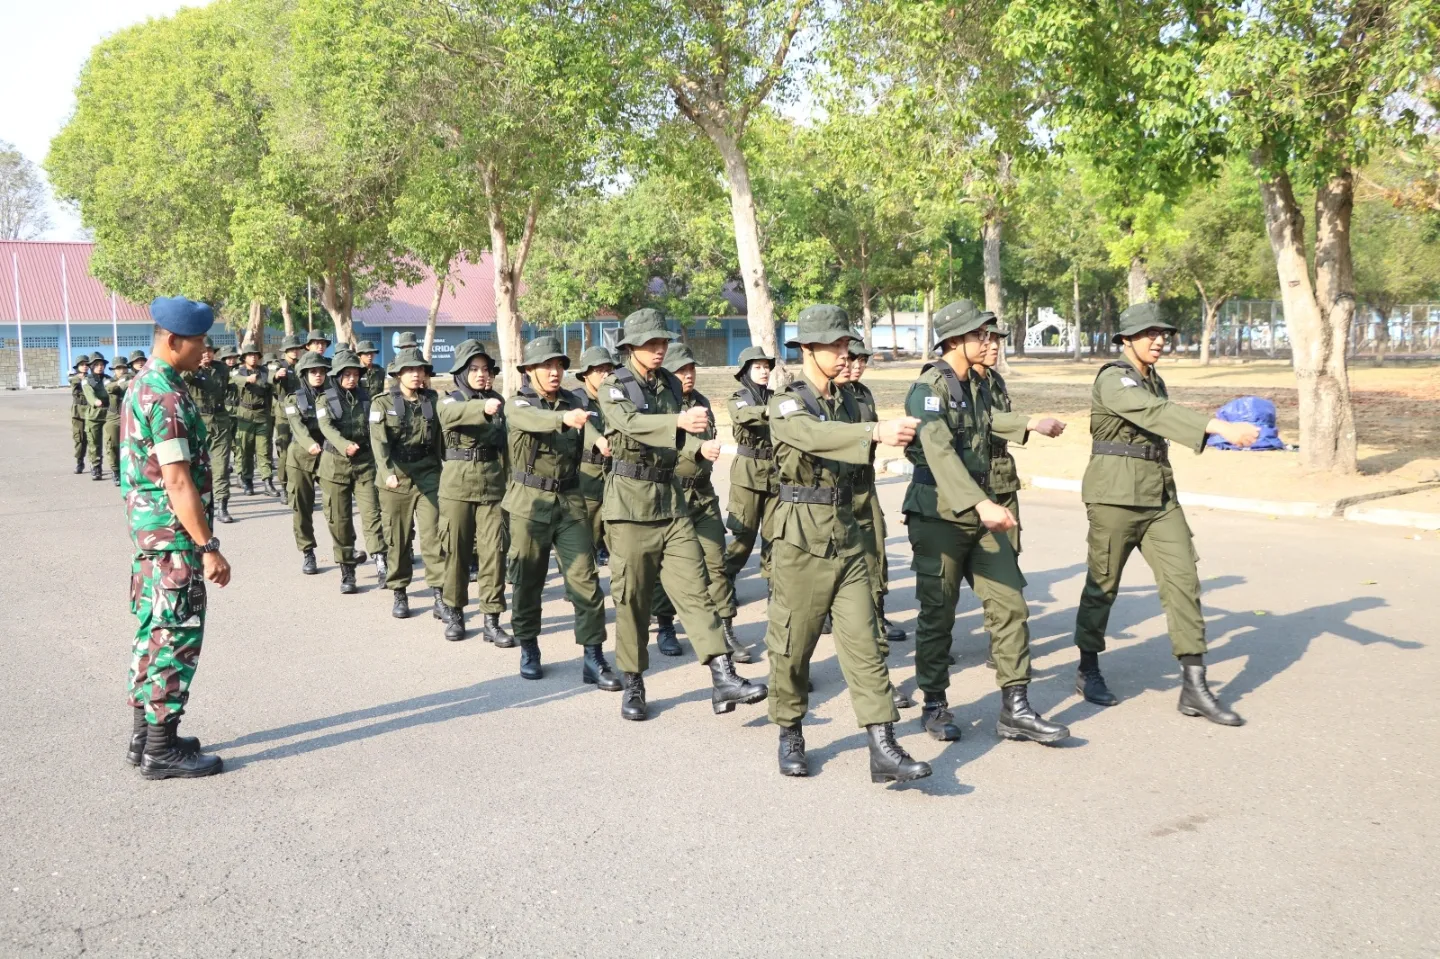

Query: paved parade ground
<box><xmin>2</xmin><ymin>387</ymin><xmax>1437</xmax><ymax>958</ymax></box>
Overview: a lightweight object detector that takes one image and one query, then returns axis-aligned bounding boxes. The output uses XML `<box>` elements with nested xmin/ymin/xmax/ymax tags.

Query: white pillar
<box><xmin>11</xmin><ymin>252</ymin><xmax>26</xmax><ymax>389</ymax></box>
<box><xmin>111</xmin><ymin>291</ymin><xmax>119</xmax><ymax>357</ymax></box>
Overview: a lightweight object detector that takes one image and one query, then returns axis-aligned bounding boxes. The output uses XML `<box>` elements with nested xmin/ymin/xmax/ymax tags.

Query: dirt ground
<box><xmin>694</xmin><ymin>356</ymin><xmax>1440</xmax><ymax>508</ymax></box>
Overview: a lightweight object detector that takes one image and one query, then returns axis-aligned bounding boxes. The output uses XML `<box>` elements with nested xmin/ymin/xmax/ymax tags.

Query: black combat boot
<box><xmin>778</xmin><ymin>725</ymin><xmax>808</xmax><ymax>777</ymax></box>
<box><xmin>997</xmin><ymin>685</ymin><xmax>1070</xmax><ymax>744</ymax></box>
<box><xmin>892</xmin><ymin>685</ymin><xmax>915</xmax><ymax>710</ymax></box>
<box><xmin>468</xmin><ymin>559</ymin><xmax>478</xmax><ymax>582</ymax></box>
<box><xmin>126</xmin><ymin>706</ymin><xmax>199</xmax><ymax>766</ymax></box>
<box><xmin>518</xmin><ymin>638</ymin><xmax>543</xmax><ymax>680</ymax></box>
<box><xmin>866</xmin><ymin>723</ymin><xmax>932</xmax><ymax>784</ymax></box>
<box><xmin>482</xmin><ymin>613</ymin><xmax>515</xmax><ymax>648</ymax></box>
<box><xmin>432</xmin><ymin>594</ymin><xmax>456</xmax><ymax>623</ymax></box>
<box><xmin>139</xmin><ymin>718</ymin><xmax>222</xmax><ymax>780</ymax></box>
<box><xmin>582</xmin><ymin>644</ymin><xmax>622</xmax><ymax>691</ymax></box>
<box><xmin>242</xmin><ymin>476</ymin><xmax>255</xmax><ymax>496</ymax></box>
<box><xmin>75</xmin><ymin>459</ymin><xmax>85</xmax><ymax>474</ymax></box>
<box><xmin>443</xmin><ymin>605</ymin><xmax>465</xmax><ymax>641</ymax></box>
<box><xmin>708</xmin><ymin>654</ymin><xmax>768</xmax><ymax>715</ymax></box>
<box><xmin>1076</xmin><ymin>650</ymin><xmax>1118</xmax><ymax>706</ymax></box>
<box><xmin>91</xmin><ymin>463</ymin><xmax>103</xmax><ymax>481</ymax></box>
<box><xmin>655</xmin><ymin>615</ymin><xmax>682</xmax><ymax>656</ymax></box>
<box><xmin>216</xmin><ymin>497</ymin><xmax>234</xmax><ymax>524</ymax></box>
<box><xmin>339</xmin><ymin>564</ymin><xmax>357</xmax><ymax>595</ymax></box>
<box><xmin>374</xmin><ymin>552</ymin><xmax>388</xmax><ymax>581</ymax></box>
<box><xmin>880</xmin><ymin>603</ymin><xmax>906</xmax><ymax>643</ymax></box>
<box><xmin>1178</xmin><ymin>659</ymin><xmax>1244</xmax><ymax>726</ymax></box>
<box><xmin>620</xmin><ymin>672</ymin><xmax>647</xmax><ymax>721</ymax></box>
<box><xmin>920</xmin><ymin>692</ymin><xmax>962</xmax><ymax>742</ymax></box>
<box><xmin>264</xmin><ymin>477</ymin><xmax>279</xmax><ymax>497</ymax></box>
<box><xmin>352</xmin><ymin>551</ymin><xmax>367</xmax><ymax>565</ymax></box>
<box><xmin>113</xmin><ymin>472</ymin><xmax>120</xmax><ymax>487</ymax></box>
<box><xmin>721</xmin><ymin>618</ymin><xmax>753</xmax><ymax>663</ymax></box>
<box><xmin>301</xmin><ymin>548</ymin><xmax>318</xmax><ymax>575</ymax></box>
<box><xmin>595</xmin><ymin>545</ymin><xmax>609</xmax><ymax>567</ymax></box>
<box><xmin>391</xmin><ymin>589</ymin><xmax>410</xmax><ymax>619</ymax></box>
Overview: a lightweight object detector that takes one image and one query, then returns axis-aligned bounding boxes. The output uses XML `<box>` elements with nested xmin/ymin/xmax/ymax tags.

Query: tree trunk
<box><xmin>280</xmin><ymin>296</ymin><xmax>294</xmax><ymax>338</ymax></box>
<box><xmin>1098</xmin><ymin>292</ymin><xmax>1114</xmax><ymax>355</ymax></box>
<box><xmin>1254</xmin><ymin>158</ymin><xmax>1358</xmax><ymax>473</ymax></box>
<box><xmin>424</xmin><ymin>263</ymin><xmax>450</xmax><ymax>362</ymax></box>
<box><xmin>713</xmin><ymin>131</ymin><xmax>780</xmax><ymax>379</ymax></box>
<box><xmin>887</xmin><ymin>299</ymin><xmax>898</xmax><ymax>358</ymax></box>
<box><xmin>320</xmin><ymin>266</ymin><xmax>356</xmax><ymax>349</ymax></box>
<box><xmin>481</xmin><ymin>169</ymin><xmax>539</xmax><ymax>396</ymax></box>
<box><xmin>921</xmin><ymin>287</ymin><xmax>935</xmax><ymax>356</ymax></box>
<box><xmin>1200</xmin><ymin>300</ymin><xmax>1220</xmax><ymax>366</ymax></box>
<box><xmin>246</xmin><ymin>299</ymin><xmax>264</xmax><ymax>349</ymax></box>
<box><xmin>1072</xmin><ymin>268</ymin><xmax>1083</xmax><ymax>361</ymax></box>
<box><xmin>859</xmin><ymin>277</ymin><xmax>874</xmax><ymax>350</ymax></box>
<box><xmin>1128</xmin><ymin>255</ymin><xmax>1149</xmax><ymax>305</ymax></box>
<box><xmin>1013</xmin><ymin>289</ymin><xmax>1027</xmax><ymax>356</ymax></box>
<box><xmin>1373</xmin><ymin>307</ymin><xmax>1389</xmax><ymax>367</ymax></box>
<box><xmin>981</xmin><ymin>210</ymin><xmax>1010</xmax><ymax>374</ymax></box>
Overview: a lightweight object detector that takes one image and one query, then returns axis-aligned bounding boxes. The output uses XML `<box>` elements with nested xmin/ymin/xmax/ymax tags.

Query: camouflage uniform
<box><xmin>120</xmin><ymin>356</ymin><xmax>213</xmax><ymax>724</ymax></box>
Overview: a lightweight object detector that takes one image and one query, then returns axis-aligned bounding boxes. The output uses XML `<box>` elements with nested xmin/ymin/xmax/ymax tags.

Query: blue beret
<box><xmin>150</xmin><ymin>296</ymin><xmax>215</xmax><ymax>336</ymax></box>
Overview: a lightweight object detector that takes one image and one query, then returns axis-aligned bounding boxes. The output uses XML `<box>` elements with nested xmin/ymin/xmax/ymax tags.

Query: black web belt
<box><xmin>580</xmin><ymin>451</ymin><xmax>610</xmax><ymax>467</ymax></box>
<box><xmin>392</xmin><ymin>447</ymin><xmax>433</xmax><ymax>464</ymax></box>
<box><xmin>779</xmin><ymin>483</ymin><xmax>852</xmax><ymax>506</ymax></box>
<box><xmin>911</xmin><ymin>464</ymin><xmax>988</xmax><ymax>488</ymax></box>
<box><xmin>612</xmin><ymin>460</ymin><xmax>674</xmax><ymax>484</ymax></box>
<box><xmin>678</xmin><ymin>475</ymin><xmax>713</xmax><ymax>491</ymax></box>
<box><xmin>445</xmin><ymin>447</ymin><xmax>500</xmax><ymax>462</ymax></box>
<box><xmin>515</xmin><ymin>470</ymin><xmax>577</xmax><ymax>493</ymax></box>
<box><xmin>735</xmin><ymin>444</ymin><xmax>772</xmax><ymax>460</ymax></box>
<box><xmin>240</xmin><ymin>400</ymin><xmax>268</xmax><ymax>411</ymax></box>
<box><xmin>1092</xmin><ymin>440</ymin><xmax>1168</xmax><ymax>463</ymax></box>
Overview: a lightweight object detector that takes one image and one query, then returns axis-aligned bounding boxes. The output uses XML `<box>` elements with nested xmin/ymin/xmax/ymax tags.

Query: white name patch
<box><xmin>778</xmin><ymin>399</ymin><xmax>800</xmax><ymax>417</ymax></box>
<box><xmin>609</xmin><ymin>388</ymin><xmax>625</xmax><ymax>400</ymax></box>
<box><xmin>513</xmin><ymin>399</ymin><xmax>530</xmax><ymax>407</ymax></box>
<box><xmin>369</xmin><ymin>411</ymin><xmax>382</xmax><ymax>422</ymax></box>
<box><xmin>1120</xmin><ymin>377</ymin><xmax>1138</xmax><ymax>387</ymax></box>
<box><xmin>386</xmin><ymin>409</ymin><xmax>398</xmax><ymax>416</ymax></box>
<box><xmin>317</xmin><ymin>408</ymin><xmax>328</xmax><ymax>418</ymax></box>
<box><xmin>735</xmin><ymin>399</ymin><xmax>748</xmax><ymax>407</ymax></box>
<box><xmin>285</xmin><ymin>405</ymin><xmax>297</xmax><ymax>415</ymax></box>
<box><xmin>923</xmin><ymin>395</ymin><xmax>941</xmax><ymax>412</ymax></box>
<box><xmin>442</xmin><ymin>397</ymin><xmax>457</xmax><ymax>404</ymax></box>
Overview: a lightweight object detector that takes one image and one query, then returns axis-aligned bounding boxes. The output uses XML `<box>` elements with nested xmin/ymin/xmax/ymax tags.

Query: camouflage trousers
<box><xmin>128</xmin><ymin>549</ymin><xmax>206</xmax><ymax>724</ymax></box>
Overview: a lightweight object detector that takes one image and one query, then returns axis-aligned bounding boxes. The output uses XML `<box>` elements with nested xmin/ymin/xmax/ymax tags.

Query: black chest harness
<box><xmin>776</xmin><ymin>380</ymin><xmax>856</xmax><ymax>506</ymax></box>
<box><xmin>608</xmin><ymin>367</ymin><xmax>685</xmax><ymax>484</ymax></box>
<box><xmin>1091</xmin><ymin>361</ymin><xmax>1170</xmax><ymax>462</ymax></box>
<box><xmin>513</xmin><ymin>385</ymin><xmax>576</xmax><ymax>492</ymax></box>
<box><xmin>443</xmin><ymin>385</ymin><xmax>502</xmax><ymax>462</ymax></box>
<box><xmin>319</xmin><ymin>385</ymin><xmax>372</xmax><ymax>456</ymax></box>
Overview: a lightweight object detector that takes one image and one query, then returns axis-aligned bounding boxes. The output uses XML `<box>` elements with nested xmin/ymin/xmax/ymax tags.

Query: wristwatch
<box><xmin>198</xmin><ymin>537</ymin><xmax>221</xmax><ymax>554</ymax></box>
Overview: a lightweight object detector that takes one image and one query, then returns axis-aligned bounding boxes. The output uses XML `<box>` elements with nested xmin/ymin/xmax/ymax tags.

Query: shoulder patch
<box><xmin>368</xmin><ymin>411</ymin><xmax>382</xmax><ymax>423</ymax></box>
<box><xmin>285</xmin><ymin>405</ymin><xmax>297</xmax><ymax>415</ymax></box>
<box><xmin>1120</xmin><ymin>377</ymin><xmax>1138</xmax><ymax>387</ymax></box>
<box><xmin>317</xmin><ymin>408</ymin><xmax>328</xmax><ymax>418</ymax></box>
<box><xmin>778</xmin><ymin>399</ymin><xmax>800</xmax><ymax>417</ymax></box>
<box><xmin>513</xmin><ymin>399</ymin><xmax>530</xmax><ymax>407</ymax></box>
<box><xmin>386</xmin><ymin>409</ymin><xmax>398</xmax><ymax>416</ymax></box>
<box><xmin>609</xmin><ymin>387</ymin><xmax>625</xmax><ymax>400</ymax></box>
<box><xmin>923</xmin><ymin>395</ymin><xmax>941</xmax><ymax>412</ymax></box>
<box><xmin>442</xmin><ymin>396</ymin><xmax>456</xmax><ymax>404</ymax></box>
<box><xmin>735</xmin><ymin>398</ymin><xmax>748</xmax><ymax>408</ymax></box>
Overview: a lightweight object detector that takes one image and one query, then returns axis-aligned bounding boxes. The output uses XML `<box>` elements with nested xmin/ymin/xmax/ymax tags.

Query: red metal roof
<box><xmin>0</xmin><ymin>241</ymin><xmax>151</xmax><ymax>324</ymax></box>
<box><xmin>354</xmin><ymin>253</ymin><xmax>505</xmax><ymax>327</ymax></box>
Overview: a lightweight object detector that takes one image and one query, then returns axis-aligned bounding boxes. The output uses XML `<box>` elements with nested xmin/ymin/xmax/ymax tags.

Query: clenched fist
<box><xmin>876</xmin><ymin>416</ymin><xmax>920</xmax><ymax>447</ymax></box>
<box><xmin>676</xmin><ymin>407</ymin><xmax>710</xmax><ymax>434</ymax></box>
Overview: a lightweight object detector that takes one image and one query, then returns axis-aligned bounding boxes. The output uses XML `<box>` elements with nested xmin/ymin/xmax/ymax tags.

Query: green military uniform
<box><xmin>103</xmin><ymin>358</ymin><xmax>133</xmax><ymax>482</ymax></box>
<box><xmin>572</xmin><ymin>346</ymin><xmax>616</xmax><ymax>562</ymax></box>
<box><xmin>904</xmin><ymin>299</ymin><xmax>1068</xmax><ymax>745</ymax></box>
<box><xmin>81</xmin><ymin>358</ymin><xmax>110</xmax><ymax>479</ymax></box>
<box><xmin>271</xmin><ymin>334</ymin><xmax>305</xmax><ymax>496</ymax></box>
<box><xmin>69</xmin><ymin>355</ymin><xmax>92</xmax><ymax>471</ymax></box>
<box><xmin>597</xmin><ymin>309</ymin><xmax>765</xmax><ymax>722</ymax></box>
<box><xmin>317</xmin><ymin>350</ymin><xmax>385</xmax><ymax>591</ymax></box>
<box><xmin>231</xmin><ymin>341</ymin><xmax>277</xmax><ymax>492</ymax></box>
<box><xmin>370</xmin><ymin>347</ymin><xmax>446</xmax><ymax>614</ymax></box>
<box><xmin>437</xmin><ymin>340</ymin><xmax>511</xmax><ymax>642</ymax></box>
<box><xmin>722</xmin><ymin>345</ymin><xmax>778</xmax><ymax>589</ymax></box>
<box><xmin>649</xmin><ymin>344</ymin><xmax>742</xmax><ymax>649</ymax></box>
<box><xmin>283</xmin><ymin>352</ymin><xmax>331</xmax><ymax>566</ymax></box>
<box><xmin>762</xmin><ymin>305</ymin><xmax>927</xmax><ymax>783</ymax></box>
<box><xmin>972</xmin><ymin>323</ymin><xmax>1023</xmax><ymax>553</ymax></box>
<box><xmin>1072</xmin><ymin>302</ymin><xmax>1243</xmax><ymax>725</ymax></box>
<box><xmin>355</xmin><ymin>340</ymin><xmax>386</xmax><ymax>397</ymax></box>
<box><xmin>502</xmin><ymin>335</ymin><xmax>614</xmax><ymax>685</ymax></box>
<box><xmin>184</xmin><ymin>340</ymin><xmax>234</xmax><ymax>522</ymax></box>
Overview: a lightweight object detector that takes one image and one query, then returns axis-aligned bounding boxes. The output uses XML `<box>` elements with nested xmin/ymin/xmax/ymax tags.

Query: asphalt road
<box><xmin>1</xmin><ymin>388</ymin><xmax>1436</xmax><ymax>958</ymax></box>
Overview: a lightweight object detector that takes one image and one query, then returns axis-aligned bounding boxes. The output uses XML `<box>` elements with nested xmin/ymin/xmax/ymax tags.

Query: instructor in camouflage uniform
<box><xmin>1072</xmin><ymin>303</ymin><xmax>1259</xmax><ymax>725</ymax></box>
<box><xmin>120</xmin><ymin>296</ymin><xmax>229</xmax><ymax>780</ymax></box>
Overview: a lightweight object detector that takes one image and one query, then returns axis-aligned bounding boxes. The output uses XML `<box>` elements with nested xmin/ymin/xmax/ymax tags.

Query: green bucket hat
<box><xmin>354</xmin><ymin>340</ymin><xmax>378</xmax><ymax>355</ymax></box>
<box><xmin>1111</xmin><ymin>302</ymin><xmax>1177</xmax><ymax>344</ymax></box>
<box><xmin>932</xmin><ymin>299</ymin><xmax>989</xmax><ymax>348</ymax></box>
<box><xmin>303</xmin><ymin>328</ymin><xmax>331</xmax><ymax>346</ymax></box>
<box><xmin>576</xmin><ymin>346</ymin><xmax>617</xmax><ymax>375</ymax></box>
<box><xmin>280</xmin><ymin>334</ymin><xmax>304</xmax><ymax>352</ymax></box>
<box><xmin>90</xmin><ymin>355</ymin><xmax>109</xmax><ymax>368</ymax></box>
<box><xmin>617</xmin><ymin>308</ymin><xmax>678</xmax><ymax>348</ymax></box>
<box><xmin>215</xmin><ymin>345</ymin><xmax>236</xmax><ymax>361</ymax></box>
<box><xmin>239</xmin><ymin>338</ymin><xmax>262</xmax><ymax>357</ymax></box>
<box><xmin>986</xmin><ymin>316</ymin><xmax>1012</xmax><ymax>339</ymax></box>
<box><xmin>128</xmin><ymin>350</ymin><xmax>148</xmax><ymax>364</ymax></box>
<box><xmin>661</xmin><ymin>343</ymin><xmax>699</xmax><ymax>374</ymax></box>
<box><xmin>329</xmin><ymin>349</ymin><xmax>363</xmax><ymax>376</ymax></box>
<box><xmin>201</xmin><ymin>336</ymin><xmax>216</xmax><ymax>350</ymax></box>
<box><xmin>450</xmin><ymin>338</ymin><xmax>496</xmax><ymax>376</ymax></box>
<box><xmin>113</xmin><ymin>355</ymin><xmax>129</xmax><ymax>368</ymax></box>
<box><xmin>263</xmin><ymin>352</ymin><xmax>278</xmax><ymax>365</ymax></box>
<box><xmin>72</xmin><ymin>354</ymin><xmax>90</xmax><ymax>370</ymax></box>
<box><xmin>386</xmin><ymin>346</ymin><xmax>433</xmax><ymax>375</ymax></box>
<box><xmin>295</xmin><ymin>351</ymin><xmax>332</xmax><ymax>375</ymax></box>
<box><xmin>734</xmin><ymin>345</ymin><xmax>772</xmax><ymax>382</ymax></box>
<box><xmin>519</xmin><ymin>335</ymin><xmax>569</xmax><ymax>370</ymax></box>
<box><xmin>847</xmin><ymin>340</ymin><xmax>874</xmax><ymax>358</ymax></box>
<box><xmin>785</xmin><ymin>304</ymin><xmax>854</xmax><ymax>348</ymax></box>
<box><xmin>394</xmin><ymin>331</ymin><xmax>419</xmax><ymax>349</ymax></box>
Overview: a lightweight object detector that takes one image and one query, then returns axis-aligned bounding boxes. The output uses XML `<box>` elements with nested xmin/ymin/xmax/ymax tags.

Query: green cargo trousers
<box><xmin>1074</xmin><ymin>501</ymin><xmax>1206</xmax><ymax>657</ymax></box>
<box><xmin>274</xmin><ymin>420</ymin><xmax>292</xmax><ymax>490</ymax></box>
<box><xmin>72</xmin><ymin>411</ymin><xmax>88</xmax><ymax>463</ymax></box>
<box><xmin>286</xmin><ymin>452</ymin><xmax>319</xmax><ymax>552</ymax></box>
<box><xmin>202</xmin><ymin>415</ymin><xmax>233</xmax><ymax>500</ymax></box>
<box><xmin>319</xmin><ymin>455</ymin><xmax>384</xmax><ymax>564</ymax></box>
<box><xmin>583</xmin><ymin>495</ymin><xmax>605</xmax><ymax>554</ymax></box>
<box><xmin>996</xmin><ymin>490</ymin><xmax>1022</xmax><ymax>554</ymax></box>
<box><xmin>377</xmin><ymin>472</ymin><xmax>443</xmax><ymax>592</ymax></box>
<box><xmin>104</xmin><ymin>415</ymin><xmax>121</xmax><ymax>473</ymax></box>
<box><xmin>439</xmin><ymin>498</ymin><xmax>509</xmax><ymax>614</ymax></box>
<box><xmin>908</xmin><ymin>513</ymin><xmax>1033</xmax><ymax>692</ymax></box>
<box><xmin>654</xmin><ymin>498</ymin><xmax>737</xmax><ymax>622</ymax></box>
<box><xmin>508</xmin><ymin>506</ymin><xmax>605</xmax><ymax>645</ymax></box>
<box><xmin>723</xmin><ymin>486</ymin><xmax>774</xmax><ymax>582</ymax></box>
<box><xmin>764</xmin><ymin>540</ymin><xmax>900</xmax><ymax>729</ymax></box>
<box><xmin>84</xmin><ymin>415</ymin><xmax>105</xmax><ymax>469</ymax></box>
<box><xmin>607</xmin><ymin>516</ymin><xmax>729</xmax><ymax>675</ymax></box>
<box><xmin>234</xmin><ymin>416</ymin><xmax>274</xmax><ymax>481</ymax></box>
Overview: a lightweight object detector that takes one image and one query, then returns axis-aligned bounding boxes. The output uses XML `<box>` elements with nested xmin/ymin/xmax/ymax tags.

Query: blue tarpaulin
<box><xmin>1207</xmin><ymin>395</ymin><xmax>1287</xmax><ymax>450</ymax></box>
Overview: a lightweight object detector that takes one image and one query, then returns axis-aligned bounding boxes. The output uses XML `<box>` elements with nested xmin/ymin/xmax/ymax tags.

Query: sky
<box><xmin>1</xmin><ymin>0</ymin><xmax>201</xmax><ymax>240</ymax></box>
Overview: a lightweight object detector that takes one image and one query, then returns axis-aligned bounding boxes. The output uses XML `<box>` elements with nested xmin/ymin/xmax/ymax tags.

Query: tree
<box><xmin>1000</xmin><ymin>0</ymin><xmax>1440</xmax><ymax>473</ymax></box>
<box><xmin>1151</xmin><ymin>159</ymin><xmax>1274</xmax><ymax>364</ymax></box>
<box><xmin>0</xmin><ymin>142</ymin><xmax>52</xmax><ymax>240</ymax></box>
<box><xmin>1352</xmin><ymin>190</ymin><xmax>1440</xmax><ymax>364</ymax></box>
